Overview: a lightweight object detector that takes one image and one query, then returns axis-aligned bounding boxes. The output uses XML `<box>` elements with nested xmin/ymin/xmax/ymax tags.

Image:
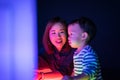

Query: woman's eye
<box><xmin>51</xmin><ymin>32</ymin><xmax>55</xmax><ymax>34</ymax></box>
<box><xmin>60</xmin><ymin>31</ymin><xmax>65</xmax><ymax>33</ymax></box>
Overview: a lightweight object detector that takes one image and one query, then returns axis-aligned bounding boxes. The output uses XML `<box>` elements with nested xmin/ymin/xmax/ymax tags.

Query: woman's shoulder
<box><xmin>70</xmin><ymin>48</ymin><xmax>77</xmax><ymax>53</ymax></box>
<box><xmin>61</xmin><ymin>48</ymin><xmax>76</xmax><ymax>56</ymax></box>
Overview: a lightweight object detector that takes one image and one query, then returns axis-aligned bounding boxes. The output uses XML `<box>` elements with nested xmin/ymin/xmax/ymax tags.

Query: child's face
<box><xmin>68</xmin><ymin>23</ymin><xmax>84</xmax><ymax>48</ymax></box>
<box><xmin>49</xmin><ymin>23</ymin><xmax>67</xmax><ymax>51</ymax></box>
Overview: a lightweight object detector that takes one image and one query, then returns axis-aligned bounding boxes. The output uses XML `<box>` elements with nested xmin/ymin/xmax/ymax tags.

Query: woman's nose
<box><xmin>56</xmin><ymin>33</ymin><xmax>61</xmax><ymax>37</ymax></box>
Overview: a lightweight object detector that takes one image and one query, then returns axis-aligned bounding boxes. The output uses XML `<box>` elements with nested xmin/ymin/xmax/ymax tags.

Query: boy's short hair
<box><xmin>69</xmin><ymin>17</ymin><xmax>97</xmax><ymax>44</ymax></box>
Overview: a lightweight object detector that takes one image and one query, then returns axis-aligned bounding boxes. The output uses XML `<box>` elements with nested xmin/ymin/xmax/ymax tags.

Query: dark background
<box><xmin>37</xmin><ymin>0</ymin><xmax>120</xmax><ymax>79</ymax></box>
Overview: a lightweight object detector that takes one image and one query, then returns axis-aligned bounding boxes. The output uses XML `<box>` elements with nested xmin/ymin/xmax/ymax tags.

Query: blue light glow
<box><xmin>0</xmin><ymin>0</ymin><xmax>37</xmax><ymax>80</ymax></box>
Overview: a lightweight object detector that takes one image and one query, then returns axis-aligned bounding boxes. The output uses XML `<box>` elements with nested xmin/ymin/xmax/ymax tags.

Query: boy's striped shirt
<box><xmin>73</xmin><ymin>45</ymin><xmax>102</xmax><ymax>80</ymax></box>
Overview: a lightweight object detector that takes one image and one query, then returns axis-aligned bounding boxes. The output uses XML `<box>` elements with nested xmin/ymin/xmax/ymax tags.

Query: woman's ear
<box><xmin>81</xmin><ymin>32</ymin><xmax>88</xmax><ymax>40</ymax></box>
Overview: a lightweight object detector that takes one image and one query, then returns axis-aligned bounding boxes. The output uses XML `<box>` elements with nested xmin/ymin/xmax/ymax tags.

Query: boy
<box><xmin>62</xmin><ymin>17</ymin><xmax>102</xmax><ymax>80</ymax></box>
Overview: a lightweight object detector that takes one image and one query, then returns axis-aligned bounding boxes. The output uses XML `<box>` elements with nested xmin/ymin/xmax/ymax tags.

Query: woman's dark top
<box><xmin>38</xmin><ymin>47</ymin><xmax>76</xmax><ymax>76</ymax></box>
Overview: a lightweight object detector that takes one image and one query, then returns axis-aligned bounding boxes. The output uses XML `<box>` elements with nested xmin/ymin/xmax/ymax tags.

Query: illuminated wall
<box><xmin>0</xmin><ymin>0</ymin><xmax>37</xmax><ymax>80</ymax></box>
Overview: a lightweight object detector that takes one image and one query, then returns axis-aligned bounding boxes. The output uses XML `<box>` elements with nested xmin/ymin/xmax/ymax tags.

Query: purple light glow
<box><xmin>0</xmin><ymin>0</ymin><xmax>37</xmax><ymax>80</ymax></box>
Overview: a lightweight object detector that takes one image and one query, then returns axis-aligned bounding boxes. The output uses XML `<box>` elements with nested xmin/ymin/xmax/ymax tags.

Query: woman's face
<box><xmin>49</xmin><ymin>23</ymin><xmax>67</xmax><ymax>51</ymax></box>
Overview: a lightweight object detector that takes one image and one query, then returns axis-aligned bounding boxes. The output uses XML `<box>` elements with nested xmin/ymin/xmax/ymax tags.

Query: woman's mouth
<box><xmin>56</xmin><ymin>40</ymin><xmax>62</xmax><ymax>44</ymax></box>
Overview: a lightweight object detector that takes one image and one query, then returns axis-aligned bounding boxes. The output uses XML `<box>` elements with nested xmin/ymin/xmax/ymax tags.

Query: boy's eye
<box><xmin>68</xmin><ymin>33</ymin><xmax>72</xmax><ymax>36</ymax></box>
<box><xmin>70</xmin><ymin>33</ymin><xmax>72</xmax><ymax>35</ymax></box>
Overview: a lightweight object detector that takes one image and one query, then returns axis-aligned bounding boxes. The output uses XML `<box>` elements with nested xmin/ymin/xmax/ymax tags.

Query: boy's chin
<box><xmin>69</xmin><ymin>44</ymin><xmax>76</xmax><ymax>48</ymax></box>
<box><xmin>70</xmin><ymin>44</ymin><xmax>79</xmax><ymax>48</ymax></box>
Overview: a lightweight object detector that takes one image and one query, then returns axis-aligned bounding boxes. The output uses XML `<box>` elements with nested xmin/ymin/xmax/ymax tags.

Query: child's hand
<box><xmin>62</xmin><ymin>75</ymin><xmax>73</xmax><ymax>80</ymax></box>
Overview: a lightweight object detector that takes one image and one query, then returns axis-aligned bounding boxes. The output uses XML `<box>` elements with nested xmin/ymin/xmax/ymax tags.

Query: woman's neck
<box><xmin>56</xmin><ymin>47</ymin><xmax>62</xmax><ymax>52</ymax></box>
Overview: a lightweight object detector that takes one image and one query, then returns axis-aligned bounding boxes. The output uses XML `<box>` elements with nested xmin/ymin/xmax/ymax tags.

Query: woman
<box><xmin>35</xmin><ymin>17</ymin><xmax>75</xmax><ymax>80</ymax></box>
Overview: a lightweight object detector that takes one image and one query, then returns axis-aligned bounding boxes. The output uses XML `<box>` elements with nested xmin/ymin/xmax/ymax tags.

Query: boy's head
<box><xmin>68</xmin><ymin>17</ymin><xmax>96</xmax><ymax>48</ymax></box>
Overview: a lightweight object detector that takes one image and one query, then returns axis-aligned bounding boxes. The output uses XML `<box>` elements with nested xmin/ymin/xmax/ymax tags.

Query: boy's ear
<box><xmin>82</xmin><ymin>32</ymin><xmax>88</xmax><ymax>40</ymax></box>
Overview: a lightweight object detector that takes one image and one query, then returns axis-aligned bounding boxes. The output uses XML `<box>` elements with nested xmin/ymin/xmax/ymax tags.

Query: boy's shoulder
<box><xmin>76</xmin><ymin>45</ymin><xmax>95</xmax><ymax>55</ymax></box>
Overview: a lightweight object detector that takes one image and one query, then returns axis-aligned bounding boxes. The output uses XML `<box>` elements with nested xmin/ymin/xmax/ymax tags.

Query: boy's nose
<box><xmin>68</xmin><ymin>37</ymin><xmax>70</xmax><ymax>40</ymax></box>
